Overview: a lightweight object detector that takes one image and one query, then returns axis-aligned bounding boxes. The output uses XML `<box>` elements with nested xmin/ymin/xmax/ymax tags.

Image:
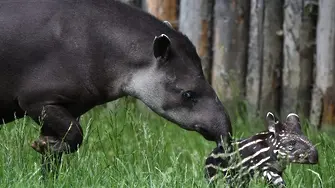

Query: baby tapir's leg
<box><xmin>262</xmin><ymin>170</ymin><xmax>286</xmax><ymax>188</ymax></box>
<box><xmin>205</xmin><ymin>146</ymin><xmax>224</xmax><ymax>180</ymax></box>
<box><xmin>204</xmin><ymin>145</ymin><xmax>231</xmax><ymax>183</ymax></box>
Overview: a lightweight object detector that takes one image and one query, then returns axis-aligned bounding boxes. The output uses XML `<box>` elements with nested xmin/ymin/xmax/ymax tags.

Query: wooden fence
<box><xmin>118</xmin><ymin>0</ymin><xmax>335</xmax><ymax>129</ymax></box>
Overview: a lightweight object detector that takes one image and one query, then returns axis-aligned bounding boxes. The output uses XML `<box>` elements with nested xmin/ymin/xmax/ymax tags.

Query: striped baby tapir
<box><xmin>205</xmin><ymin>112</ymin><xmax>318</xmax><ymax>187</ymax></box>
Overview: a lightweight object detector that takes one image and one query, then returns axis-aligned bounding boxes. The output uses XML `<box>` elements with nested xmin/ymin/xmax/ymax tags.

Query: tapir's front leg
<box><xmin>27</xmin><ymin>104</ymin><xmax>83</xmax><ymax>154</ymax></box>
<box><xmin>19</xmin><ymin>102</ymin><xmax>83</xmax><ymax>178</ymax></box>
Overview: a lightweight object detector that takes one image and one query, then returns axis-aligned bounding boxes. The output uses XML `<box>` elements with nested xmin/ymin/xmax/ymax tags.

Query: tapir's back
<box><xmin>0</xmin><ymin>0</ymin><xmax>177</xmax><ymax>90</ymax></box>
<box><xmin>0</xmin><ymin>1</ymin><xmax>79</xmax><ymax>92</ymax></box>
<box><xmin>0</xmin><ymin>1</ymin><xmax>107</xmax><ymax>117</ymax></box>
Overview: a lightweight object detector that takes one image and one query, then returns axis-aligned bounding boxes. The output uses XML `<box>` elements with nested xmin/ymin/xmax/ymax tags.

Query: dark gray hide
<box><xmin>0</xmin><ymin>0</ymin><xmax>231</xmax><ymax>166</ymax></box>
<box><xmin>205</xmin><ymin>112</ymin><xmax>318</xmax><ymax>187</ymax></box>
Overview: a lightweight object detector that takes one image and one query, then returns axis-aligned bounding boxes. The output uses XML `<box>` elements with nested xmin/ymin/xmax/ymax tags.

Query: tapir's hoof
<box><xmin>31</xmin><ymin>136</ymin><xmax>70</xmax><ymax>154</ymax></box>
<box><xmin>31</xmin><ymin>139</ymin><xmax>47</xmax><ymax>153</ymax></box>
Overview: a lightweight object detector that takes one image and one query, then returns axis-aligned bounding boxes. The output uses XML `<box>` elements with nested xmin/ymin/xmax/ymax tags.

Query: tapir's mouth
<box><xmin>291</xmin><ymin>152</ymin><xmax>318</xmax><ymax>164</ymax></box>
<box><xmin>194</xmin><ymin>124</ymin><xmax>213</xmax><ymax>141</ymax></box>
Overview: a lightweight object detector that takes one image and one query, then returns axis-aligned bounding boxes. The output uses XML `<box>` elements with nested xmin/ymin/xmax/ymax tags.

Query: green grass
<box><xmin>0</xmin><ymin>99</ymin><xmax>333</xmax><ymax>188</ymax></box>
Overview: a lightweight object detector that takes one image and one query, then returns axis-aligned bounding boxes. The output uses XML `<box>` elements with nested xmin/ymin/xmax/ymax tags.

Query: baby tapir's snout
<box><xmin>307</xmin><ymin>146</ymin><xmax>318</xmax><ymax>164</ymax></box>
<box><xmin>306</xmin><ymin>146</ymin><xmax>319</xmax><ymax>164</ymax></box>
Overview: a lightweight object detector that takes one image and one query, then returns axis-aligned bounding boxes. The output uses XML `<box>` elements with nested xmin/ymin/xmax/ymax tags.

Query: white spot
<box><xmin>269</xmin><ymin>171</ymin><xmax>280</xmax><ymax>177</ymax></box>
<box><xmin>273</xmin><ymin>177</ymin><xmax>284</xmax><ymax>185</ymax></box>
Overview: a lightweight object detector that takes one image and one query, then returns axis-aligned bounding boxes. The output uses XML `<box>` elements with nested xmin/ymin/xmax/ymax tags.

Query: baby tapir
<box><xmin>205</xmin><ymin>112</ymin><xmax>318</xmax><ymax>187</ymax></box>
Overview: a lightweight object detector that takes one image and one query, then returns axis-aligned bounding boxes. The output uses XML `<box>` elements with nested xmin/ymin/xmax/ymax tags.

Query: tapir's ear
<box><xmin>266</xmin><ymin>112</ymin><xmax>283</xmax><ymax>134</ymax></box>
<box><xmin>153</xmin><ymin>34</ymin><xmax>171</xmax><ymax>60</ymax></box>
<box><xmin>163</xmin><ymin>21</ymin><xmax>174</xmax><ymax>29</ymax></box>
<box><xmin>285</xmin><ymin>113</ymin><xmax>302</xmax><ymax>132</ymax></box>
<box><xmin>266</xmin><ymin>112</ymin><xmax>277</xmax><ymax>133</ymax></box>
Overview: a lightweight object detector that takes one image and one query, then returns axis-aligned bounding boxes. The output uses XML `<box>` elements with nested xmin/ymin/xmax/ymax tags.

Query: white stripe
<box><xmin>211</xmin><ymin>147</ymin><xmax>271</xmax><ymax>172</ymax></box>
<box><xmin>211</xmin><ymin>139</ymin><xmax>264</xmax><ymax>159</ymax></box>
<box><xmin>277</xmin><ymin>151</ymin><xmax>287</xmax><ymax>156</ymax></box>
<box><xmin>237</xmin><ymin>132</ymin><xmax>269</xmax><ymax>144</ymax></box>
<box><xmin>269</xmin><ymin>171</ymin><xmax>280</xmax><ymax>177</ymax></box>
<box><xmin>273</xmin><ymin>176</ymin><xmax>284</xmax><ymax>185</ymax></box>
<box><xmin>246</xmin><ymin>156</ymin><xmax>271</xmax><ymax>172</ymax></box>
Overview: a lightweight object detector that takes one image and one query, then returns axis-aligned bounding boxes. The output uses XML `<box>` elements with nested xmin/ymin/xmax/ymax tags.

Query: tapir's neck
<box><xmin>91</xmin><ymin>1</ymin><xmax>180</xmax><ymax>102</ymax></box>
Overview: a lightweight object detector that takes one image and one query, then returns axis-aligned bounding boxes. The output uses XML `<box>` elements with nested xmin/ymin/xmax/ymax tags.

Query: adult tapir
<box><xmin>0</xmin><ymin>0</ymin><xmax>232</xmax><ymax>176</ymax></box>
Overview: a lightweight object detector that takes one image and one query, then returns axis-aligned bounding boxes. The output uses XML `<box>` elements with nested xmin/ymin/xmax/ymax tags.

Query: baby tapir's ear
<box><xmin>285</xmin><ymin>113</ymin><xmax>302</xmax><ymax>133</ymax></box>
<box><xmin>153</xmin><ymin>34</ymin><xmax>171</xmax><ymax>60</ymax></box>
<box><xmin>266</xmin><ymin>112</ymin><xmax>277</xmax><ymax>133</ymax></box>
<box><xmin>266</xmin><ymin>112</ymin><xmax>276</xmax><ymax>123</ymax></box>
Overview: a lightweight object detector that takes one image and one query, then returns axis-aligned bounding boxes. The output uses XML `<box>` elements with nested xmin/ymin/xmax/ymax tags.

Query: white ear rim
<box><xmin>266</xmin><ymin>112</ymin><xmax>275</xmax><ymax>121</ymax></box>
<box><xmin>155</xmin><ymin>34</ymin><xmax>170</xmax><ymax>40</ymax></box>
<box><xmin>266</xmin><ymin>112</ymin><xmax>273</xmax><ymax>117</ymax></box>
<box><xmin>160</xmin><ymin>33</ymin><xmax>169</xmax><ymax>38</ymax></box>
<box><xmin>287</xmin><ymin>113</ymin><xmax>299</xmax><ymax>118</ymax></box>
<box><xmin>266</xmin><ymin>112</ymin><xmax>276</xmax><ymax>133</ymax></box>
<box><xmin>163</xmin><ymin>21</ymin><xmax>173</xmax><ymax>29</ymax></box>
<box><xmin>155</xmin><ymin>33</ymin><xmax>170</xmax><ymax>40</ymax></box>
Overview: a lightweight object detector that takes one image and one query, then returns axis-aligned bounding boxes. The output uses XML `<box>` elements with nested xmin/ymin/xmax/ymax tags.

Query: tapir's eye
<box><xmin>287</xmin><ymin>145</ymin><xmax>294</xmax><ymax>151</ymax></box>
<box><xmin>286</xmin><ymin>140</ymin><xmax>296</xmax><ymax>151</ymax></box>
<box><xmin>182</xmin><ymin>90</ymin><xmax>197</xmax><ymax>101</ymax></box>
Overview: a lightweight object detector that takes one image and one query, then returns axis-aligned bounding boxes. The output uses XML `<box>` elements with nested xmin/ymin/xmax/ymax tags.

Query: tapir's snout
<box><xmin>308</xmin><ymin>147</ymin><xmax>318</xmax><ymax>164</ymax></box>
<box><xmin>194</xmin><ymin>122</ymin><xmax>231</xmax><ymax>144</ymax></box>
<box><xmin>192</xmin><ymin>97</ymin><xmax>232</xmax><ymax>144</ymax></box>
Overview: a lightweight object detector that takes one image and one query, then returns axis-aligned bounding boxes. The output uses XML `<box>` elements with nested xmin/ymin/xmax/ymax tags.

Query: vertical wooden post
<box><xmin>259</xmin><ymin>0</ymin><xmax>283</xmax><ymax>116</ymax></box>
<box><xmin>310</xmin><ymin>0</ymin><xmax>335</xmax><ymax>127</ymax></box>
<box><xmin>246</xmin><ymin>0</ymin><xmax>283</xmax><ymax>116</ymax></box>
<box><xmin>179</xmin><ymin>0</ymin><xmax>214</xmax><ymax>81</ymax></box>
<box><xmin>212</xmin><ymin>0</ymin><xmax>250</xmax><ymax>102</ymax></box>
<box><xmin>142</xmin><ymin>0</ymin><xmax>178</xmax><ymax>29</ymax></box>
<box><xmin>281</xmin><ymin>0</ymin><xmax>315</xmax><ymax>119</ymax></box>
<box><xmin>246</xmin><ymin>0</ymin><xmax>264</xmax><ymax>113</ymax></box>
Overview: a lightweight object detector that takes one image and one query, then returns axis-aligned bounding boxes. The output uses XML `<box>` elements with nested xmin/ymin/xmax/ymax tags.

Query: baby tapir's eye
<box><xmin>286</xmin><ymin>140</ymin><xmax>297</xmax><ymax>151</ymax></box>
<box><xmin>287</xmin><ymin>145</ymin><xmax>294</xmax><ymax>151</ymax></box>
<box><xmin>289</xmin><ymin>140</ymin><xmax>297</xmax><ymax>146</ymax></box>
<box><xmin>182</xmin><ymin>91</ymin><xmax>197</xmax><ymax>102</ymax></box>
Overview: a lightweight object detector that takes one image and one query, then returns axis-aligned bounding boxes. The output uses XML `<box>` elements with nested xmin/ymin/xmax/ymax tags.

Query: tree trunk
<box><xmin>310</xmin><ymin>0</ymin><xmax>335</xmax><ymax>127</ymax></box>
<box><xmin>179</xmin><ymin>0</ymin><xmax>214</xmax><ymax>81</ymax></box>
<box><xmin>281</xmin><ymin>0</ymin><xmax>314</xmax><ymax>119</ymax></box>
<box><xmin>212</xmin><ymin>0</ymin><xmax>250</xmax><ymax>102</ymax></box>
<box><xmin>246</xmin><ymin>0</ymin><xmax>283</xmax><ymax>116</ymax></box>
<box><xmin>142</xmin><ymin>0</ymin><xmax>178</xmax><ymax>29</ymax></box>
<box><xmin>246</xmin><ymin>0</ymin><xmax>264</xmax><ymax>113</ymax></box>
<box><xmin>259</xmin><ymin>0</ymin><xmax>283</xmax><ymax>116</ymax></box>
